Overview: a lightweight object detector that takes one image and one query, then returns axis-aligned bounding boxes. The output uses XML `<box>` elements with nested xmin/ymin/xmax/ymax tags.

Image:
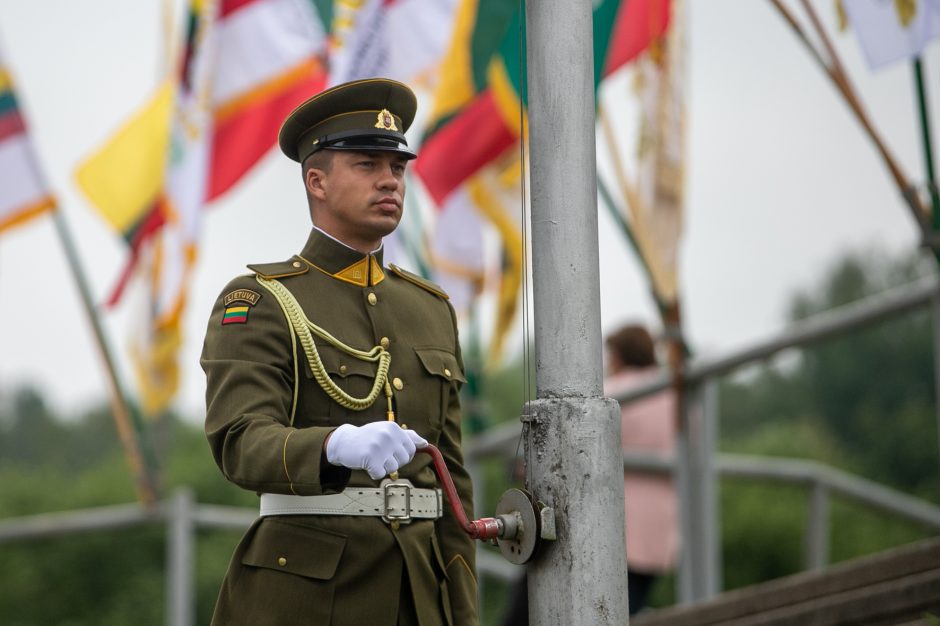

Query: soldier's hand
<box><xmin>325</xmin><ymin>422</ymin><xmax>428</xmax><ymax>480</ymax></box>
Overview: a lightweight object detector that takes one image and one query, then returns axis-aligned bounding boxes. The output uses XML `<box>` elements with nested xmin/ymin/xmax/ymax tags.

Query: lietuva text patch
<box><xmin>223</xmin><ymin>289</ymin><xmax>261</xmax><ymax>307</ymax></box>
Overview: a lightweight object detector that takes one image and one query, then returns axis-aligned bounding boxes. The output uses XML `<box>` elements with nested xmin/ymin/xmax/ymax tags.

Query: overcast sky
<box><xmin>0</xmin><ymin>0</ymin><xmax>932</xmax><ymax>421</ymax></box>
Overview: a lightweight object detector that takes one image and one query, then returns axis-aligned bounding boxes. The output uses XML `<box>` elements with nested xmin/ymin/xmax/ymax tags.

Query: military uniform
<box><xmin>201</xmin><ymin>79</ymin><xmax>478</xmax><ymax>625</ymax></box>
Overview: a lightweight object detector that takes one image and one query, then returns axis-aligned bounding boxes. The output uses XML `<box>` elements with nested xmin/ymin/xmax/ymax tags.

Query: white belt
<box><xmin>259</xmin><ymin>478</ymin><xmax>443</xmax><ymax>525</ymax></box>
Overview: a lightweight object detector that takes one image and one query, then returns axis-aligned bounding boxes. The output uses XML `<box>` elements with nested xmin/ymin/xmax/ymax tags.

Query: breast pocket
<box><xmin>414</xmin><ymin>347</ymin><xmax>466</xmax><ymax>433</ymax></box>
<box><xmin>303</xmin><ymin>342</ymin><xmax>383</xmax><ymax>426</ymax></box>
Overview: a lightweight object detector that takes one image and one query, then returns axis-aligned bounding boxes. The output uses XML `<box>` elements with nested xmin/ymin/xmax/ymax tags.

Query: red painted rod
<box><xmin>417</xmin><ymin>445</ymin><xmax>502</xmax><ymax>541</ymax></box>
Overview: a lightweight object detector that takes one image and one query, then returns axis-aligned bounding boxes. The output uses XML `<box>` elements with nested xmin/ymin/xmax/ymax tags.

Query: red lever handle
<box><xmin>417</xmin><ymin>445</ymin><xmax>502</xmax><ymax>541</ymax></box>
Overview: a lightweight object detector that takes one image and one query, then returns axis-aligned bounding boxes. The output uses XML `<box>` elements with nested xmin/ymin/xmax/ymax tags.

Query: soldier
<box><xmin>201</xmin><ymin>78</ymin><xmax>478</xmax><ymax>626</ymax></box>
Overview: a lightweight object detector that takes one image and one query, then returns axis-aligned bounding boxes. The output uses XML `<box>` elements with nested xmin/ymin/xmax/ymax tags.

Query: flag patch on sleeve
<box><xmin>222</xmin><ymin>305</ymin><xmax>250</xmax><ymax>325</ymax></box>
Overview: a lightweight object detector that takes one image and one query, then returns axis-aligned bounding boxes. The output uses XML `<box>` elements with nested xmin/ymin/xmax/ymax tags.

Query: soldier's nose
<box><xmin>377</xmin><ymin>170</ymin><xmax>399</xmax><ymax>190</ymax></box>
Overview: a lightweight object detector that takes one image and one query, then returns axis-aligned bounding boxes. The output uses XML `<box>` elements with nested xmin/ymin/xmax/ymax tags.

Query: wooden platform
<box><xmin>633</xmin><ymin>536</ymin><xmax>940</xmax><ymax>626</ymax></box>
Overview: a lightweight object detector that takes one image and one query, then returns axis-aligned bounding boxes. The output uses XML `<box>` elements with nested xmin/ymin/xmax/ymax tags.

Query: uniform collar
<box><xmin>298</xmin><ymin>228</ymin><xmax>386</xmax><ymax>287</ymax></box>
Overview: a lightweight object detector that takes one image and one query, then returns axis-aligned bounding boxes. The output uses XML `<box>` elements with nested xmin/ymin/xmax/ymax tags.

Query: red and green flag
<box><xmin>415</xmin><ymin>0</ymin><xmax>670</xmax><ymax>206</ymax></box>
<box><xmin>413</xmin><ymin>0</ymin><xmax>671</xmax><ymax>360</ymax></box>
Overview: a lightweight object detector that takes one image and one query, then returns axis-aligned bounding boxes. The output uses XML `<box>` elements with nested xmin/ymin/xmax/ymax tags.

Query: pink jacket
<box><xmin>605</xmin><ymin>368</ymin><xmax>680</xmax><ymax>574</ymax></box>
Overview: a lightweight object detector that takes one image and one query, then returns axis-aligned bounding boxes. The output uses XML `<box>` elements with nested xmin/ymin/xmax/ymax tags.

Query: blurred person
<box><xmin>605</xmin><ymin>323</ymin><xmax>680</xmax><ymax>613</ymax></box>
<box><xmin>500</xmin><ymin>324</ymin><xmax>679</xmax><ymax>623</ymax></box>
<box><xmin>201</xmin><ymin>78</ymin><xmax>477</xmax><ymax>626</ymax></box>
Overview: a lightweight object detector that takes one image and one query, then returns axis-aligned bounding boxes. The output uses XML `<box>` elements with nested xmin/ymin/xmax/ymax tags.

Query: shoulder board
<box><xmin>388</xmin><ymin>264</ymin><xmax>449</xmax><ymax>300</ymax></box>
<box><xmin>247</xmin><ymin>257</ymin><xmax>309</xmax><ymax>279</ymax></box>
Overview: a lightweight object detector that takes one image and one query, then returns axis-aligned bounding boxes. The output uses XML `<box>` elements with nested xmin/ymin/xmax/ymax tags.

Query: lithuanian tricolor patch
<box><xmin>222</xmin><ymin>305</ymin><xmax>250</xmax><ymax>325</ymax></box>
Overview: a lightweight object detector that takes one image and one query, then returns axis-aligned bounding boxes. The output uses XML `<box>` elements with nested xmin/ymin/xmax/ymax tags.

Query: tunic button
<box><xmin>368</xmin><ymin>293</ymin><xmax>377</xmax><ymax>305</ymax></box>
<box><xmin>393</xmin><ymin>377</ymin><xmax>404</xmax><ymax>390</ymax></box>
<box><xmin>444</xmin><ymin>368</ymin><xmax>452</xmax><ymax>378</ymax></box>
<box><xmin>339</xmin><ymin>365</ymin><xmax>348</xmax><ymax>375</ymax></box>
<box><xmin>292</xmin><ymin>261</ymin><xmax>302</xmax><ymax>268</ymax></box>
<box><xmin>278</xmin><ymin>557</ymin><xmax>287</xmax><ymax>567</ymax></box>
<box><xmin>380</xmin><ymin>337</ymin><xmax>390</xmax><ymax>349</ymax></box>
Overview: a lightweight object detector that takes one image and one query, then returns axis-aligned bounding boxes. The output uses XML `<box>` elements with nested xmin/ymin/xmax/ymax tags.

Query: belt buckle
<box><xmin>380</xmin><ymin>478</ymin><xmax>413</xmax><ymax>525</ymax></box>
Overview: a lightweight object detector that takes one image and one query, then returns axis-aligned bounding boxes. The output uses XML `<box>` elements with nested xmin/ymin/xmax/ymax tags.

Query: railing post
<box><xmin>805</xmin><ymin>479</ymin><xmax>830</xmax><ymax>571</ymax></box>
<box><xmin>167</xmin><ymin>487</ymin><xmax>195</xmax><ymax>626</ymax></box>
<box><xmin>679</xmin><ymin>380</ymin><xmax>720</xmax><ymax>602</ymax></box>
<box><xmin>703</xmin><ymin>378</ymin><xmax>721</xmax><ymax>597</ymax></box>
<box><xmin>675</xmin><ymin>399</ymin><xmax>694</xmax><ymax>604</ymax></box>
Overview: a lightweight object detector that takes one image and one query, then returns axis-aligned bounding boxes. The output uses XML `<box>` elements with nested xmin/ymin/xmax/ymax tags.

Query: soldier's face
<box><xmin>309</xmin><ymin>150</ymin><xmax>407</xmax><ymax>252</ymax></box>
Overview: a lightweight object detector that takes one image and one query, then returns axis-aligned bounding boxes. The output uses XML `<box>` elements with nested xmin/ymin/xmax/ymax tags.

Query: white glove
<box><xmin>325</xmin><ymin>421</ymin><xmax>428</xmax><ymax>480</ymax></box>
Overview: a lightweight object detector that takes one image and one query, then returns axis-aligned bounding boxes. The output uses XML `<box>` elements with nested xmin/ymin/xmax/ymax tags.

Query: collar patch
<box><xmin>331</xmin><ymin>256</ymin><xmax>386</xmax><ymax>287</ymax></box>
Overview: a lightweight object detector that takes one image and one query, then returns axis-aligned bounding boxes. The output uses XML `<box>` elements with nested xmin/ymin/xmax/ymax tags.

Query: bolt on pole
<box><xmin>523</xmin><ymin>0</ymin><xmax>630</xmax><ymax>623</ymax></box>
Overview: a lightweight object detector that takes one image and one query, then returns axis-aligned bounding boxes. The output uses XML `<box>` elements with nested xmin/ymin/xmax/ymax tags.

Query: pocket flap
<box><xmin>306</xmin><ymin>342</ymin><xmax>377</xmax><ymax>379</ymax></box>
<box><xmin>243</xmin><ymin>520</ymin><xmax>346</xmax><ymax>580</ymax></box>
<box><xmin>414</xmin><ymin>347</ymin><xmax>467</xmax><ymax>383</ymax></box>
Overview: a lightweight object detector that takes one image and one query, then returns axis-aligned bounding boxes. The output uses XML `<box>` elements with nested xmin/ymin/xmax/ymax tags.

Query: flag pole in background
<box><xmin>51</xmin><ymin>207</ymin><xmax>161</xmax><ymax>506</ymax></box>
<box><xmin>596</xmin><ymin>175</ymin><xmax>665</xmax><ymax>314</ymax></box>
<box><xmin>771</xmin><ymin>0</ymin><xmax>932</xmax><ymax>236</ymax></box>
<box><xmin>795</xmin><ymin>0</ymin><xmax>940</xmax><ymax>501</ymax></box>
<box><xmin>912</xmin><ymin>56</ymin><xmax>940</xmax><ymax>260</ymax></box>
<box><xmin>910</xmin><ymin>49</ymin><xmax>940</xmax><ymax>479</ymax></box>
<box><xmin>597</xmin><ymin>104</ymin><xmax>669</xmax><ymax>318</ymax></box>
<box><xmin>801</xmin><ymin>0</ymin><xmax>930</xmax><ymax>222</ymax></box>
<box><xmin>0</xmin><ymin>47</ymin><xmax>160</xmax><ymax>506</ymax></box>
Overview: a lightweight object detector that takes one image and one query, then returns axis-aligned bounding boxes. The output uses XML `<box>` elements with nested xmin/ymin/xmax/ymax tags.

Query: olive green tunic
<box><xmin>202</xmin><ymin>229</ymin><xmax>478</xmax><ymax>626</ymax></box>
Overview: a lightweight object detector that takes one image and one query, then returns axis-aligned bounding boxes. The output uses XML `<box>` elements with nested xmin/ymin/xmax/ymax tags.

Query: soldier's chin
<box><xmin>374</xmin><ymin>215</ymin><xmax>402</xmax><ymax>237</ymax></box>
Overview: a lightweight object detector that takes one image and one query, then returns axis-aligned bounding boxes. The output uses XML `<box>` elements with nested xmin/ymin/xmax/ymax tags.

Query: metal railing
<box><xmin>0</xmin><ymin>490</ymin><xmax>254</xmax><ymax>626</ymax></box>
<box><xmin>1</xmin><ymin>275</ymin><xmax>938</xmax><ymax>622</ymax></box>
<box><xmin>463</xmin><ymin>424</ymin><xmax>940</xmax><ymax>579</ymax></box>
<box><xmin>464</xmin><ymin>272</ymin><xmax>940</xmax><ymax>602</ymax></box>
<box><xmin>2</xmin><ymin>448</ymin><xmax>937</xmax><ymax>626</ymax></box>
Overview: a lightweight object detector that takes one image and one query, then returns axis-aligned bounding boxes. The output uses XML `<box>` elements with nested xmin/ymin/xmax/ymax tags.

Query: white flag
<box><xmin>843</xmin><ymin>0</ymin><xmax>940</xmax><ymax>70</ymax></box>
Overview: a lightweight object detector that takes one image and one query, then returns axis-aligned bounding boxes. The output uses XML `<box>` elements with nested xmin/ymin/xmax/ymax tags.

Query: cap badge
<box><xmin>375</xmin><ymin>109</ymin><xmax>398</xmax><ymax>131</ymax></box>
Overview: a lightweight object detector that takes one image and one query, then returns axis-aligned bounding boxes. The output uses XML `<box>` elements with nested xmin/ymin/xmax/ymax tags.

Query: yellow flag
<box><xmin>76</xmin><ymin>80</ymin><xmax>175</xmax><ymax>234</ymax></box>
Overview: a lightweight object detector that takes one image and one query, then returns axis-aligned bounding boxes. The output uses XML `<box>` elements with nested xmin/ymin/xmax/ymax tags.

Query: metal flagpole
<box><xmin>523</xmin><ymin>0</ymin><xmax>630</xmax><ymax>623</ymax></box>
<box><xmin>51</xmin><ymin>206</ymin><xmax>160</xmax><ymax>506</ymax></box>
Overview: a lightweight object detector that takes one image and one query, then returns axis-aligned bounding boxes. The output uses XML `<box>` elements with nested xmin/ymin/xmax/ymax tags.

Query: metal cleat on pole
<box><xmin>417</xmin><ymin>445</ymin><xmax>554</xmax><ymax>564</ymax></box>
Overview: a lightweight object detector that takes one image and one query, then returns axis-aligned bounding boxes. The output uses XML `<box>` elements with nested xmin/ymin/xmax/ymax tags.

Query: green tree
<box><xmin>717</xmin><ymin>248</ymin><xmax>939</xmax><ymax>592</ymax></box>
<box><xmin>789</xmin><ymin>251</ymin><xmax>938</xmax><ymax>496</ymax></box>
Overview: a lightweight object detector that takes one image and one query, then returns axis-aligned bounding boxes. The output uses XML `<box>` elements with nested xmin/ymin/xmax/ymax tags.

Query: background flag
<box><xmin>0</xmin><ymin>45</ymin><xmax>55</xmax><ymax>232</ymax></box>
<box><xmin>324</xmin><ymin>0</ymin><xmax>459</xmax><ymax>88</ymax></box>
<box><xmin>842</xmin><ymin>0</ymin><xmax>940</xmax><ymax>70</ymax></box>
<box><xmin>130</xmin><ymin>0</ymin><xmax>220</xmax><ymax>415</ymax></box>
<box><xmin>74</xmin><ymin>81</ymin><xmax>175</xmax><ymax>247</ymax></box>
<box><xmin>609</xmin><ymin>0</ymin><xmax>684</xmax><ymax>307</ymax></box>
<box><xmin>207</xmin><ymin>0</ymin><xmax>327</xmax><ymax>199</ymax></box>
<box><xmin>75</xmin><ymin>0</ymin><xmax>328</xmax><ymax>414</ymax></box>
<box><xmin>412</xmin><ymin>0</ymin><xmax>667</xmax><ymax>360</ymax></box>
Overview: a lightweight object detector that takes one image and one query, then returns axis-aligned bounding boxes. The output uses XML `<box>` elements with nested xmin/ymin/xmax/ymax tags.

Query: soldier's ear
<box><xmin>305</xmin><ymin>165</ymin><xmax>327</xmax><ymax>201</ymax></box>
